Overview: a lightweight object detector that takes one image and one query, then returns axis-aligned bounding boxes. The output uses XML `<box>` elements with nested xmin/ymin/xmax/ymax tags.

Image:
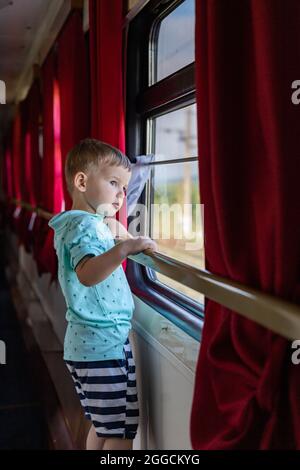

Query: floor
<box><xmin>0</xmin><ymin>229</ymin><xmax>48</xmax><ymax>449</ymax></box>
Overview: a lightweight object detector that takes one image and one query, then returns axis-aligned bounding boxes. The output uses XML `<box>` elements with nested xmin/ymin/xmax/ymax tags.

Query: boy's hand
<box><xmin>123</xmin><ymin>236</ymin><xmax>157</xmax><ymax>256</ymax></box>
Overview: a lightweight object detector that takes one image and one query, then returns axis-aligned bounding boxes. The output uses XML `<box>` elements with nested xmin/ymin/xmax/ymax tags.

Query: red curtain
<box><xmin>13</xmin><ymin>80</ymin><xmax>43</xmax><ymax>257</ymax></box>
<box><xmin>1</xmin><ymin>84</ymin><xmax>45</xmax><ymax>268</ymax></box>
<box><xmin>32</xmin><ymin>51</ymin><xmax>62</xmax><ymax>281</ymax></box>
<box><xmin>10</xmin><ymin>109</ymin><xmax>22</xmax><ymax>234</ymax></box>
<box><xmin>57</xmin><ymin>10</ymin><xmax>90</xmax><ymax>210</ymax></box>
<box><xmin>29</xmin><ymin>81</ymin><xmax>43</xmax><ymax>210</ymax></box>
<box><xmin>89</xmin><ymin>0</ymin><xmax>127</xmax><ymax>228</ymax></box>
<box><xmin>26</xmin><ymin>79</ymin><xmax>43</xmax><ymax>250</ymax></box>
<box><xmin>1</xmin><ymin>130</ymin><xmax>15</xmax><ymax>230</ymax></box>
<box><xmin>11</xmin><ymin>111</ymin><xmax>21</xmax><ymax>202</ymax></box>
<box><xmin>17</xmin><ymin>99</ymin><xmax>34</xmax><ymax>252</ymax></box>
<box><xmin>191</xmin><ymin>0</ymin><xmax>300</xmax><ymax>449</ymax></box>
<box><xmin>2</xmin><ymin>140</ymin><xmax>13</xmax><ymax>200</ymax></box>
<box><xmin>3</xmin><ymin>10</ymin><xmax>89</xmax><ymax>281</ymax></box>
<box><xmin>89</xmin><ymin>0</ymin><xmax>125</xmax><ymax>146</ymax></box>
<box><xmin>1</xmin><ymin>81</ymin><xmax>42</xmax><ymax>256</ymax></box>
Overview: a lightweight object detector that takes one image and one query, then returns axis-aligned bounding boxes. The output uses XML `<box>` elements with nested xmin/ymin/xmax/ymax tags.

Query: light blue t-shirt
<box><xmin>48</xmin><ymin>210</ymin><xmax>135</xmax><ymax>362</ymax></box>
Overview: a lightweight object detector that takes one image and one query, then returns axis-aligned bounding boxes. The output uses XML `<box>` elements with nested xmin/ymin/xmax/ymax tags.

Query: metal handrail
<box><xmin>128</xmin><ymin>249</ymin><xmax>300</xmax><ymax>340</ymax></box>
<box><xmin>9</xmin><ymin>198</ymin><xmax>300</xmax><ymax>340</ymax></box>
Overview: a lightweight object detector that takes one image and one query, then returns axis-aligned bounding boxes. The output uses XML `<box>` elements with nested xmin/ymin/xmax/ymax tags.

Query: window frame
<box><xmin>125</xmin><ymin>0</ymin><xmax>203</xmax><ymax>342</ymax></box>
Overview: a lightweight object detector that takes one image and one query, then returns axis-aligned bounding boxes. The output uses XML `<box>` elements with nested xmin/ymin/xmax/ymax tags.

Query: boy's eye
<box><xmin>110</xmin><ymin>181</ymin><xmax>117</xmax><ymax>186</ymax></box>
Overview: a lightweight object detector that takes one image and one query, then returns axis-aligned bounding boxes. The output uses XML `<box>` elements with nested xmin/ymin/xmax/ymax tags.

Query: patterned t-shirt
<box><xmin>48</xmin><ymin>210</ymin><xmax>135</xmax><ymax>361</ymax></box>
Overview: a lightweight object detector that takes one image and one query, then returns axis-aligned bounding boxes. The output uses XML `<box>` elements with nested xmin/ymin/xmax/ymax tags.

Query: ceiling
<box><xmin>0</xmin><ymin>0</ymin><xmax>50</xmax><ymax>103</ymax></box>
<box><xmin>0</xmin><ymin>0</ymin><xmax>68</xmax><ymax>138</ymax></box>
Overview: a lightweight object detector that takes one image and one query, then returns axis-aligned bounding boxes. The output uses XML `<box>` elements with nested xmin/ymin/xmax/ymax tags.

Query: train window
<box><xmin>152</xmin><ymin>0</ymin><xmax>195</xmax><ymax>84</ymax></box>
<box><xmin>126</xmin><ymin>0</ymin><xmax>203</xmax><ymax>336</ymax></box>
<box><xmin>147</xmin><ymin>103</ymin><xmax>204</xmax><ymax>303</ymax></box>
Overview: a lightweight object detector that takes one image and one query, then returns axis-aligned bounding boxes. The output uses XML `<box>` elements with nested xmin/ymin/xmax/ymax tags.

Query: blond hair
<box><xmin>65</xmin><ymin>138</ymin><xmax>131</xmax><ymax>195</ymax></box>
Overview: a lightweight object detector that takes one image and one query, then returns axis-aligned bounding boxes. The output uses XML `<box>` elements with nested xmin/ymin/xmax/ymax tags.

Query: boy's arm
<box><xmin>75</xmin><ymin>241</ymin><xmax>129</xmax><ymax>287</ymax></box>
<box><xmin>104</xmin><ymin>217</ymin><xmax>133</xmax><ymax>240</ymax></box>
<box><xmin>75</xmin><ymin>236</ymin><xmax>157</xmax><ymax>287</ymax></box>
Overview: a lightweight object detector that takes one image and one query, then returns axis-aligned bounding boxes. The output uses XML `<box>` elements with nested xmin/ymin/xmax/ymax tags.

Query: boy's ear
<box><xmin>74</xmin><ymin>172</ymin><xmax>88</xmax><ymax>192</ymax></box>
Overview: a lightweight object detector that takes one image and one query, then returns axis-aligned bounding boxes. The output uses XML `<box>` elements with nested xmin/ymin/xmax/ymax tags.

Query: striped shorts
<box><xmin>65</xmin><ymin>338</ymin><xmax>139</xmax><ymax>439</ymax></box>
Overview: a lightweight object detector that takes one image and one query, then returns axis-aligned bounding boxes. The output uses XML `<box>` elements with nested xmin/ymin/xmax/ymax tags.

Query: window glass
<box><xmin>153</xmin><ymin>272</ymin><xmax>204</xmax><ymax>305</ymax></box>
<box><xmin>155</xmin><ymin>0</ymin><xmax>195</xmax><ymax>82</ymax></box>
<box><xmin>147</xmin><ymin>101</ymin><xmax>203</xmax><ymax>303</ymax></box>
<box><xmin>151</xmin><ymin>159</ymin><xmax>203</xmax><ymax>270</ymax></box>
<box><xmin>152</xmin><ymin>103</ymin><xmax>197</xmax><ymax>162</ymax></box>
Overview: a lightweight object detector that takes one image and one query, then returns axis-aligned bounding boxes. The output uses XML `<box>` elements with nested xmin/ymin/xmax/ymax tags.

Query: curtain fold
<box><xmin>191</xmin><ymin>0</ymin><xmax>300</xmax><ymax>449</ymax></box>
<box><xmin>57</xmin><ymin>10</ymin><xmax>90</xmax><ymax>210</ymax></box>
<box><xmin>89</xmin><ymin>0</ymin><xmax>127</xmax><ymax>229</ymax></box>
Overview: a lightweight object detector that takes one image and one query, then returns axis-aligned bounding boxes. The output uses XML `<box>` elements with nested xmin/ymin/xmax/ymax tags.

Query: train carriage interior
<box><xmin>0</xmin><ymin>0</ymin><xmax>300</xmax><ymax>453</ymax></box>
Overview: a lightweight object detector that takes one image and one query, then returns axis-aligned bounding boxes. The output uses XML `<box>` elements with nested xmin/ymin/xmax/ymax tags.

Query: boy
<box><xmin>48</xmin><ymin>138</ymin><xmax>157</xmax><ymax>450</ymax></box>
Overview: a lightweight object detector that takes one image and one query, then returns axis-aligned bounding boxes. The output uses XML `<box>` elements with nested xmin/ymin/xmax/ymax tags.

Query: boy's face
<box><xmin>84</xmin><ymin>163</ymin><xmax>131</xmax><ymax>217</ymax></box>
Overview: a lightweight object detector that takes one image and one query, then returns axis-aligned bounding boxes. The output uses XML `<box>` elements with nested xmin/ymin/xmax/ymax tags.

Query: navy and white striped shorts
<box><xmin>65</xmin><ymin>338</ymin><xmax>139</xmax><ymax>439</ymax></box>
